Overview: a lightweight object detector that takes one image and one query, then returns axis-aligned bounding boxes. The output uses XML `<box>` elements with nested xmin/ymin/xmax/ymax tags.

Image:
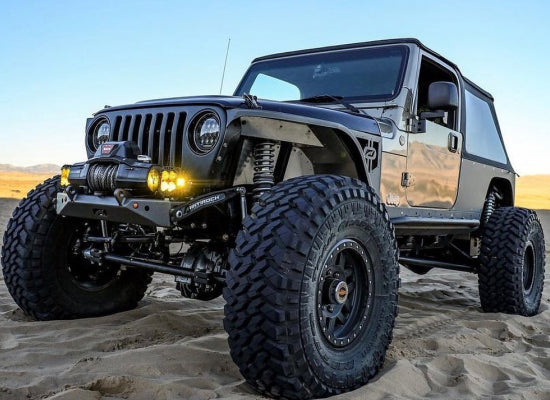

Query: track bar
<box><xmin>104</xmin><ymin>254</ymin><xmax>194</xmax><ymax>278</ymax></box>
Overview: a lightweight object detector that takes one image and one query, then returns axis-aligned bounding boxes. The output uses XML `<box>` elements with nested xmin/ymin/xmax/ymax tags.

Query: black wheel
<box><xmin>1</xmin><ymin>177</ymin><xmax>152</xmax><ymax>320</ymax></box>
<box><xmin>223</xmin><ymin>175</ymin><xmax>399</xmax><ymax>399</ymax></box>
<box><xmin>478</xmin><ymin>207</ymin><xmax>546</xmax><ymax>316</ymax></box>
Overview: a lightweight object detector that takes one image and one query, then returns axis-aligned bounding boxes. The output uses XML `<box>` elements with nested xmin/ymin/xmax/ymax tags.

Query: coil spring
<box><xmin>481</xmin><ymin>186</ymin><xmax>503</xmax><ymax>225</ymax></box>
<box><xmin>482</xmin><ymin>192</ymin><xmax>496</xmax><ymax>225</ymax></box>
<box><xmin>253</xmin><ymin>141</ymin><xmax>275</xmax><ymax>200</ymax></box>
<box><xmin>87</xmin><ymin>163</ymin><xmax>118</xmax><ymax>193</ymax></box>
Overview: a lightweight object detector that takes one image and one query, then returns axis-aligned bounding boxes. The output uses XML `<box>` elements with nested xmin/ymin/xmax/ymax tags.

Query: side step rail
<box><xmin>391</xmin><ymin>217</ymin><xmax>480</xmax><ymax>235</ymax></box>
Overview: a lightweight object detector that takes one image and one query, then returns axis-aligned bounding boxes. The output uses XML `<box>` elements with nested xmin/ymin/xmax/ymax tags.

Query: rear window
<box><xmin>464</xmin><ymin>90</ymin><xmax>507</xmax><ymax>164</ymax></box>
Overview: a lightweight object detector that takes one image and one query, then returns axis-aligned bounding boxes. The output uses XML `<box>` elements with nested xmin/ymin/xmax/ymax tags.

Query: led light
<box><xmin>96</xmin><ymin>122</ymin><xmax>110</xmax><ymax>143</ymax></box>
<box><xmin>189</xmin><ymin>112</ymin><xmax>221</xmax><ymax>154</ymax></box>
<box><xmin>159</xmin><ymin>168</ymin><xmax>189</xmax><ymax>196</ymax></box>
<box><xmin>91</xmin><ymin>118</ymin><xmax>111</xmax><ymax>150</ymax></box>
<box><xmin>146</xmin><ymin>167</ymin><xmax>160</xmax><ymax>192</ymax></box>
<box><xmin>60</xmin><ymin>165</ymin><xmax>71</xmax><ymax>187</ymax></box>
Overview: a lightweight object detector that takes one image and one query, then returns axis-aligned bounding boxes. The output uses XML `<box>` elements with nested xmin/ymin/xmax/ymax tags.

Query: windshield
<box><xmin>235</xmin><ymin>45</ymin><xmax>408</xmax><ymax>102</ymax></box>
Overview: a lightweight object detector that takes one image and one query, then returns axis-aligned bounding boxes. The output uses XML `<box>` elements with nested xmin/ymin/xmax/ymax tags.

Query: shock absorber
<box><xmin>481</xmin><ymin>186</ymin><xmax>503</xmax><ymax>225</ymax></box>
<box><xmin>253</xmin><ymin>141</ymin><xmax>275</xmax><ymax>200</ymax></box>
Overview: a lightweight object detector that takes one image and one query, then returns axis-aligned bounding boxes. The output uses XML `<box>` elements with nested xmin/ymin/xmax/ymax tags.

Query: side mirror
<box><xmin>413</xmin><ymin>82</ymin><xmax>459</xmax><ymax>133</ymax></box>
<box><xmin>428</xmin><ymin>81</ymin><xmax>458</xmax><ymax>110</ymax></box>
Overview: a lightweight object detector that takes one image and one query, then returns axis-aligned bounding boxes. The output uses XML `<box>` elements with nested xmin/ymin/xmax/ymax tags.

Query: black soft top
<box><xmin>253</xmin><ymin>38</ymin><xmax>493</xmax><ymax>101</ymax></box>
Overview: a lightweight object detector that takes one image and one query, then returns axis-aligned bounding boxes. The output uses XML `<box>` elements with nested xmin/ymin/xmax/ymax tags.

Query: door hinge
<box><xmin>401</xmin><ymin>172</ymin><xmax>413</xmax><ymax>188</ymax></box>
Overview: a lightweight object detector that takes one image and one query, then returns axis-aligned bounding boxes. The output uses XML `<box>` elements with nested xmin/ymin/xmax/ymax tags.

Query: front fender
<box><xmin>227</xmin><ymin>108</ymin><xmax>381</xmax><ymax>192</ymax></box>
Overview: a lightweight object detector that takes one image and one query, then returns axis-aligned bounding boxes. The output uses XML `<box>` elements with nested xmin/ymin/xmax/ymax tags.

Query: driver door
<box><xmin>405</xmin><ymin>56</ymin><xmax>462</xmax><ymax>209</ymax></box>
<box><xmin>406</xmin><ymin>121</ymin><xmax>462</xmax><ymax>208</ymax></box>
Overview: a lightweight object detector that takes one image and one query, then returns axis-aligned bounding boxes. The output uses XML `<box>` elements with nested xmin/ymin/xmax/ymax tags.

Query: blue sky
<box><xmin>1</xmin><ymin>0</ymin><xmax>549</xmax><ymax>174</ymax></box>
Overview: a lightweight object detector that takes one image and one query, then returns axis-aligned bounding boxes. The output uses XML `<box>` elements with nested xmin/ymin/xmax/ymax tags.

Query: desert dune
<box><xmin>0</xmin><ymin>183</ymin><xmax>549</xmax><ymax>399</ymax></box>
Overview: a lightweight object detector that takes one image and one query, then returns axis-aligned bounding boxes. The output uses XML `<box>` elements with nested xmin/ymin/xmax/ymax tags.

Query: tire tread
<box><xmin>478</xmin><ymin>206</ymin><xmax>545</xmax><ymax>316</ymax></box>
<box><xmin>223</xmin><ymin>175</ymin><xmax>399</xmax><ymax>399</ymax></box>
<box><xmin>1</xmin><ymin>177</ymin><xmax>151</xmax><ymax>320</ymax></box>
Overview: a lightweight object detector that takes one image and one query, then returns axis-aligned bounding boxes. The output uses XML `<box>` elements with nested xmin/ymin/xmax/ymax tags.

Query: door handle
<box><xmin>448</xmin><ymin>132</ymin><xmax>459</xmax><ymax>153</ymax></box>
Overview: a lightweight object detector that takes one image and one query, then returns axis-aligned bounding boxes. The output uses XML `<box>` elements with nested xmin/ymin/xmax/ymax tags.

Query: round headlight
<box><xmin>189</xmin><ymin>112</ymin><xmax>221</xmax><ymax>154</ymax></box>
<box><xmin>91</xmin><ymin>119</ymin><xmax>111</xmax><ymax>150</ymax></box>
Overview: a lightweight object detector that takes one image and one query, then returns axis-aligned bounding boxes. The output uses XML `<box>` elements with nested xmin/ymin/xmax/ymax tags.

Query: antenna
<box><xmin>219</xmin><ymin>37</ymin><xmax>231</xmax><ymax>95</ymax></box>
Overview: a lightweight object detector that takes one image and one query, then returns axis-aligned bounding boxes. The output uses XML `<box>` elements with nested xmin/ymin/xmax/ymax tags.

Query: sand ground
<box><xmin>0</xmin><ymin>198</ymin><xmax>549</xmax><ymax>400</ymax></box>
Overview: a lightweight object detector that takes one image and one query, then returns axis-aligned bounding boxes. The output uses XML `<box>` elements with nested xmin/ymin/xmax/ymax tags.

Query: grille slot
<box><xmin>110</xmin><ymin>111</ymin><xmax>187</xmax><ymax>166</ymax></box>
<box><xmin>174</xmin><ymin>112</ymin><xmax>186</xmax><ymax>165</ymax></box>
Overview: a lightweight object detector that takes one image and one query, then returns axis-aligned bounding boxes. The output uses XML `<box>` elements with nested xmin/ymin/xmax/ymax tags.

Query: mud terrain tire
<box><xmin>223</xmin><ymin>175</ymin><xmax>399</xmax><ymax>399</ymax></box>
<box><xmin>1</xmin><ymin>177</ymin><xmax>152</xmax><ymax>320</ymax></box>
<box><xmin>478</xmin><ymin>207</ymin><xmax>545</xmax><ymax>316</ymax></box>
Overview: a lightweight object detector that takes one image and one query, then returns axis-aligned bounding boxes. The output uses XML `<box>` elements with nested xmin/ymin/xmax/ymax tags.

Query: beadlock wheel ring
<box><xmin>316</xmin><ymin>238</ymin><xmax>375</xmax><ymax>348</ymax></box>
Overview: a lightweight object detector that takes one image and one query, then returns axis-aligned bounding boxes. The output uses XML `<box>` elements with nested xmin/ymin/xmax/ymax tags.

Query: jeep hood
<box><xmin>95</xmin><ymin>95</ymin><xmax>380</xmax><ymax>135</ymax></box>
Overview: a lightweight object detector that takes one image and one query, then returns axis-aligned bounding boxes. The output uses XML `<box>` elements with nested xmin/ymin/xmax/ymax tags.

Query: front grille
<box><xmin>110</xmin><ymin>111</ymin><xmax>187</xmax><ymax>167</ymax></box>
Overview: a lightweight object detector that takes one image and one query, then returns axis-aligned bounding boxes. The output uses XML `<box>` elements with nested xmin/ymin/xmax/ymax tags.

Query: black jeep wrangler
<box><xmin>2</xmin><ymin>38</ymin><xmax>545</xmax><ymax>399</ymax></box>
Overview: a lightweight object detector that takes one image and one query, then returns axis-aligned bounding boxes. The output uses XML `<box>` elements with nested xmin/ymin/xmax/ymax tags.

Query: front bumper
<box><xmin>57</xmin><ymin>192</ymin><xmax>177</xmax><ymax>227</ymax></box>
<box><xmin>56</xmin><ymin>185</ymin><xmax>246</xmax><ymax>228</ymax></box>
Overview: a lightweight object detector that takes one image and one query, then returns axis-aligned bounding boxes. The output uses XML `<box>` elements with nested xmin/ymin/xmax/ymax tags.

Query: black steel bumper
<box><xmin>56</xmin><ymin>192</ymin><xmax>177</xmax><ymax>227</ymax></box>
<box><xmin>56</xmin><ymin>186</ymin><xmax>246</xmax><ymax>228</ymax></box>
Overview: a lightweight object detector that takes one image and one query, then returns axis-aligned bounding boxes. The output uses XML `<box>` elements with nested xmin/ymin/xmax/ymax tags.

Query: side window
<box><xmin>249</xmin><ymin>73</ymin><xmax>300</xmax><ymax>101</ymax></box>
<box><xmin>416</xmin><ymin>58</ymin><xmax>458</xmax><ymax>130</ymax></box>
<box><xmin>464</xmin><ymin>90</ymin><xmax>507</xmax><ymax>164</ymax></box>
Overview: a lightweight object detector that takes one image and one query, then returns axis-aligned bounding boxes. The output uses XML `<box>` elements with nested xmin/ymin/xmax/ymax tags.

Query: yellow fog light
<box><xmin>147</xmin><ymin>167</ymin><xmax>161</xmax><ymax>192</ymax></box>
<box><xmin>159</xmin><ymin>168</ymin><xmax>188</xmax><ymax>196</ymax></box>
<box><xmin>60</xmin><ymin>165</ymin><xmax>71</xmax><ymax>187</ymax></box>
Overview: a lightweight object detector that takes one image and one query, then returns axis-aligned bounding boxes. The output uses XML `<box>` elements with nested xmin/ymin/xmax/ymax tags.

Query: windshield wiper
<box><xmin>299</xmin><ymin>94</ymin><xmax>344</xmax><ymax>103</ymax></box>
<box><xmin>298</xmin><ymin>94</ymin><xmax>362</xmax><ymax>114</ymax></box>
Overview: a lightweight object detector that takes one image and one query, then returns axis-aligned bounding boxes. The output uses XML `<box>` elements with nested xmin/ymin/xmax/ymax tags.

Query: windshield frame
<box><xmin>234</xmin><ymin>44</ymin><xmax>410</xmax><ymax>104</ymax></box>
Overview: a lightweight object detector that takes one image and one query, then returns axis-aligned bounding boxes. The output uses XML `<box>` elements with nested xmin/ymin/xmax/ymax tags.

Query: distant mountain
<box><xmin>0</xmin><ymin>163</ymin><xmax>61</xmax><ymax>175</ymax></box>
